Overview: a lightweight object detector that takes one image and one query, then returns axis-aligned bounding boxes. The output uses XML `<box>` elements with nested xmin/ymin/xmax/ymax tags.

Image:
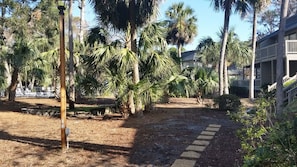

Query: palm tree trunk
<box><xmin>8</xmin><ymin>68</ymin><xmax>19</xmax><ymax>101</ymax></box>
<box><xmin>68</xmin><ymin>0</ymin><xmax>75</xmax><ymax>109</ymax></box>
<box><xmin>79</xmin><ymin>0</ymin><xmax>85</xmax><ymax>44</ymax></box>
<box><xmin>219</xmin><ymin>6</ymin><xmax>231</xmax><ymax>95</ymax></box>
<box><xmin>224</xmin><ymin>60</ymin><xmax>229</xmax><ymax>94</ymax></box>
<box><xmin>129</xmin><ymin>0</ymin><xmax>142</xmax><ymax>116</ymax></box>
<box><xmin>249</xmin><ymin>8</ymin><xmax>257</xmax><ymax>100</ymax></box>
<box><xmin>177</xmin><ymin>43</ymin><xmax>182</xmax><ymax>70</ymax></box>
<box><xmin>276</xmin><ymin>0</ymin><xmax>289</xmax><ymax>114</ymax></box>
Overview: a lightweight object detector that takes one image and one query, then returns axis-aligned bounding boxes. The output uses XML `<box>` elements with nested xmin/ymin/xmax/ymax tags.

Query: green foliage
<box><xmin>76</xmin><ymin>74</ymin><xmax>100</xmax><ymax>96</ymax></box>
<box><xmin>214</xmin><ymin>94</ymin><xmax>241</xmax><ymax>112</ymax></box>
<box><xmin>166</xmin><ymin>67</ymin><xmax>218</xmax><ymax>98</ymax></box>
<box><xmin>230</xmin><ymin>90</ymin><xmax>297</xmax><ymax>166</ymax></box>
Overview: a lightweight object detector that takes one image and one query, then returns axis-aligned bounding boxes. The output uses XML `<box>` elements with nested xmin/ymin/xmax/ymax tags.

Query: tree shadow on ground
<box><xmin>0</xmin><ymin>130</ymin><xmax>130</xmax><ymax>154</ymax></box>
<box><xmin>0</xmin><ymin>100</ymin><xmax>39</xmax><ymax>112</ymax></box>
<box><xmin>121</xmin><ymin>105</ymin><xmax>240</xmax><ymax>166</ymax></box>
<box><xmin>0</xmin><ymin>130</ymin><xmax>131</xmax><ymax>166</ymax></box>
<box><xmin>0</xmin><ymin>98</ymin><xmax>242</xmax><ymax>166</ymax></box>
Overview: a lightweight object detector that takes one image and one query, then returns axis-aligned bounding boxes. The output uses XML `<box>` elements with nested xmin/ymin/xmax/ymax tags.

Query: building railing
<box><xmin>230</xmin><ymin>79</ymin><xmax>261</xmax><ymax>90</ymax></box>
<box><xmin>255</xmin><ymin>43</ymin><xmax>278</xmax><ymax>62</ymax></box>
<box><xmin>255</xmin><ymin>40</ymin><xmax>297</xmax><ymax>62</ymax></box>
<box><xmin>286</xmin><ymin>40</ymin><xmax>297</xmax><ymax>54</ymax></box>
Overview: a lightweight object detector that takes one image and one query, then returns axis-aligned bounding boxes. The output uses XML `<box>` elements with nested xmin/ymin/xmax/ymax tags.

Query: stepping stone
<box><xmin>209</xmin><ymin>124</ymin><xmax>221</xmax><ymax>128</ymax></box>
<box><xmin>192</xmin><ymin>140</ymin><xmax>210</xmax><ymax>146</ymax></box>
<box><xmin>205</xmin><ymin>127</ymin><xmax>220</xmax><ymax>132</ymax></box>
<box><xmin>171</xmin><ymin>159</ymin><xmax>196</xmax><ymax>167</ymax></box>
<box><xmin>181</xmin><ymin>151</ymin><xmax>201</xmax><ymax>159</ymax></box>
<box><xmin>201</xmin><ymin>131</ymin><xmax>216</xmax><ymax>136</ymax></box>
<box><xmin>197</xmin><ymin>135</ymin><xmax>214</xmax><ymax>140</ymax></box>
<box><xmin>186</xmin><ymin>145</ymin><xmax>206</xmax><ymax>152</ymax></box>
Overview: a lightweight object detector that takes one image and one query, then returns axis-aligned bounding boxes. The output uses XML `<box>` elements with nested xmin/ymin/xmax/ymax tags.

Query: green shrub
<box><xmin>229</xmin><ymin>92</ymin><xmax>297</xmax><ymax>166</ymax></box>
<box><xmin>214</xmin><ymin>94</ymin><xmax>241</xmax><ymax>112</ymax></box>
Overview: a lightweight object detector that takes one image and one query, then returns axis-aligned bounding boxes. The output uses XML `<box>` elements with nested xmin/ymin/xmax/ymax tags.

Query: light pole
<box><xmin>57</xmin><ymin>1</ymin><xmax>67</xmax><ymax>151</ymax></box>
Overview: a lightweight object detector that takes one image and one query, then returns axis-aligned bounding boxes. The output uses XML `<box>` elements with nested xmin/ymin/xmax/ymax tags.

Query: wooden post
<box><xmin>58</xmin><ymin>5</ymin><xmax>67</xmax><ymax>151</ymax></box>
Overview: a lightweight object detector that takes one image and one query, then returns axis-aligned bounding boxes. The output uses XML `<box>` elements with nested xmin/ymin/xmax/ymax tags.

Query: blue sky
<box><xmin>74</xmin><ymin>0</ymin><xmax>253</xmax><ymax>51</ymax></box>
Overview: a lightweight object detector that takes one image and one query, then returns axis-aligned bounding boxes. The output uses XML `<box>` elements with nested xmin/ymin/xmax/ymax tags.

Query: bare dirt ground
<box><xmin>0</xmin><ymin>98</ymin><xmax>252</xmax><ymax>167</ymax></box>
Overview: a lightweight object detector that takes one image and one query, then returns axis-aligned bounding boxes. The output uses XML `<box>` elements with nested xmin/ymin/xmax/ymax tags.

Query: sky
<box><xmin>74</xmin><ymin>0</ymin><xmax>253</xmax><ymax>51</ymax></box>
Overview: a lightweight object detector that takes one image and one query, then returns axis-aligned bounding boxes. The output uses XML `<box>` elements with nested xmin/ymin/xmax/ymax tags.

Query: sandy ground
<box><xmin>0</xmin><ymin>98</ymin><xmax>249</xmax><ymax>166</ymax></box>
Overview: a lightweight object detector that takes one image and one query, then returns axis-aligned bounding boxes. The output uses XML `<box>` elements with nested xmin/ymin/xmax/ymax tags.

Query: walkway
<box><xmin>171</xmin><ymin>124</ymin><xmax>221</xmax><ymax>167</ymax></box>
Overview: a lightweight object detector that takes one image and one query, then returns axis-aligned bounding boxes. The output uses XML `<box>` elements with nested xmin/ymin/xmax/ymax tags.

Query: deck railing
<box><xmin>255</xmin><ymin>40</ymin><xmax>297</xmax><ymax>62</ymax></box>
<box><xmin>286</xmin><ymin>40</ymin><xmax>297</xmax><ymax>54</ymax></box>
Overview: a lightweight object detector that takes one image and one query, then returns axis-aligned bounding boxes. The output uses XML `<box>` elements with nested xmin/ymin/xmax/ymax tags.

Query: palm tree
<box><xmin>138</xmin><ymin>22</ymin><xmax>178</xmax><ymax>105</ymax></box>
<box><xmin>224</xmin><ymin>29</ymin><xmax>251</xmax><ymax>94</ymax></box>
<box><xmin>210</xmin><ymin>0</ymin><xmax>249</xmax><ymax>95</ymax></box>
<box><xmin>196</xmin><ymin>37</ymin><xmax>220</xmax><ymax>70</ymax></box>
<box><xmin>276</xmin><ymin>0</ymin><xmax>289</xmax><ymax>113</ymax></box>
<box><xmin>82</xmin><ymin>21</ymin><xmax>177</xmax><ymax>114</ymax></box>
<box><xmin>165</xmin><ymin>2</ymin><xmax>198</xmax><ymax>70</ymax></box>
<box><xmin>8</xmin><ymin>39</ymin><xmax>34</xmax><ymax>101</ymax></box>
<box><xmin>90</xmin><ymin>0</ymin><xmax>162</xmax><ymax>115</ymax></box>
<box><xmin>198</xmin><ymin>30</ymin><xmax>251</xmax><ymax>95</ymax></box>
<box><xmin>68</xmin><ymin>0</ymin><xmax>75</xmax><ymax>109</ymax></box>
<box><xmin>78</xmin><ymin>0</ymin><xmax>85</xmax><ymax>44</ymax></box>
<box><xmin>248</xmin><ymin>0</ymin><xmax>270</xmax><ymax>100</ymax></box>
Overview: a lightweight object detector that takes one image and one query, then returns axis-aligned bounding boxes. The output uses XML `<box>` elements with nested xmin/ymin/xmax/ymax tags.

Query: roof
<box><xmin>181</xmin><ymin>50</ymin><xmax>198</xmax><ymax>62</ymax></box>
<box><xmin>257</xmin><ymin>14</ymin><xmax>297</xmax><ymax>43</ymax></box>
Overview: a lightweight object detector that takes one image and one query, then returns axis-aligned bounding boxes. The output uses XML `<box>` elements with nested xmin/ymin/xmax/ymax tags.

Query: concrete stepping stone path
<box><xmin>171</xmin><ymin>124</ymin><xmax>221</xmax><ymax>167</ymax></box>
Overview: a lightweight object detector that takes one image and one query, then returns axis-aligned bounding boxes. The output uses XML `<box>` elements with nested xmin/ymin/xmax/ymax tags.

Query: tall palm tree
<box><xmin>165</xmin><ymin>2</ymin><xmax>198</xmax><ymax>70</ymax></box>
<box><xmin>68</xmin><ymin>0</ymin><xmax>75</xmax><ymax>109</ymax></box>
<box><xmin>79</xmin><ymin>0</ymin><xmax>85</xmax><ymax>44</ymax></box>
<box><xmin>210</xmin><ymin>0</ymin><xmax>249</xmax><ymax>95</ymax></box>
<box><xmin>224</xmin><ymin>29</ymin><xmax>251</xmax><ymax>94</ymax></box>
<box><xmin>248</xmin><ymin>0</ymin><xmax>270</xmax><ymax>100</ymax></box>
<box><xmin>199</xmin><ymin>30</ymin><xmax>251</xmax><ymax>95</ymax></box>
<box><xmin>276</xmin><ymin>0</ymin><xmax>289</xmax><ymax>113</ymax></box>
<box><xmin>90</xmin><ymin>0</ymin><xmax>162</xmax><ymax>115</ymax></box>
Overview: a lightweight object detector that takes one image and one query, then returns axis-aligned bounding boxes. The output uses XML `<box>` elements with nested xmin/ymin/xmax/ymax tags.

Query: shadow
<box><xmin>0</xmin><ymin>97</ymin><xmax>116</xmax><ymax>113</ymax></box>
<box><xmin>0</xmin><ymin>98</ymin><xmax>242</xmax><ymax>166</ymax></box>
<box><xmin>0</xmin><ymin>100</ymin><xmax>41</xmax><ymax>112</ymax></box>
<box><xmin>75</xmin><ymin>97</ymin><xmax>116</xmax><ymax>105</ymax></box>
<box><xmin>0</xmin><ymin>130</ymin><xmax>130</xmax><ymax>155</ymax></box>
<box><xmin>120</xmin><ymin>105</ymin><xmax>240</xmax><ymax>166</ymax></box>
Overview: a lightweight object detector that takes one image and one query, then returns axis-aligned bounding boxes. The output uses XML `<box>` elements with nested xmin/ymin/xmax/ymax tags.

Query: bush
<box><xmin>214</xmin><ymin>94</ymin><xmax>241</xmax><ymax>112</ymax></box>
<box><xmin>229</xmin><ymin>96</ymin><xmax>297</xmax><ymax>166</ymax></box>
<box><xmin>229</xmin><ymin>86</ymin><xmax>249</xmax><ymax>98</ymax></box>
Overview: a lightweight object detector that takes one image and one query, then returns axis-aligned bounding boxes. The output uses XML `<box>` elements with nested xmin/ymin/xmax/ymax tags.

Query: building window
<box><xmin>288</xmin><ymin>33</ymin><xmax>297</xmax><ymax>40</ymax></box>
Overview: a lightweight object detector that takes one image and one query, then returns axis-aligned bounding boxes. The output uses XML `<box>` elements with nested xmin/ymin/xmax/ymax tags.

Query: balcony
<box><xmin>255</xmin><ymin>40</ymin><xmax>297</xmax><ymax>63</ymax></box>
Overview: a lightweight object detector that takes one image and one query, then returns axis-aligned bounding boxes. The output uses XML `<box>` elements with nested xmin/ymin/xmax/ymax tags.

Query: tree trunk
<box><xmin>129</xmin><ymin>0</ymin><xmax>142</xmax><ymax>116</ymax></box>
<box><xmin>68</xmin><ymin>0</ymin><xmax>75</xmax><ymax>109</ymax></box>
<box><xmin>249</xmin><ymin>8</ymin><xmax>257</xmax><ymax>100</ymax></box>
<box><xmin>4</xmin><ymin>60</ymin><xmax>11</xmax><ymax>98</ymax></box>
<box><xmin>276</xmin><ymin>0</ymin><xmax>289</xmax><ymax>114</ymax></box>
<box><xmin>79</xmin><ymin>0</ymin><xmax>85</xmax><ymax>44</ymax></box>
<box><xmin>177</xmin><ymin>43</ymin><xmax>182</xmax><ymax>70</ymax></box>
<box><xmin>29</xmin><ymin>76</ymin><xmax>35</xmax><ymax>91</ymax></box>
<box><xmin>224</xmin><ymin>60</ymin><xmax>229</xmax><ymax>94</ymax></box>
<box><xmin>219</xmin><ymin>6</ymin><xmax>231</xmax><ymax>95</ymax></box>
<box><xmin>8</xmin><ymin>68</ymin><xmax>19</xmax><ymax>101</ymax></box>
<box><xmin>53</xmin><ymin>67</ymin><xmax>59</xmax><ymax>98</ymax></box>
